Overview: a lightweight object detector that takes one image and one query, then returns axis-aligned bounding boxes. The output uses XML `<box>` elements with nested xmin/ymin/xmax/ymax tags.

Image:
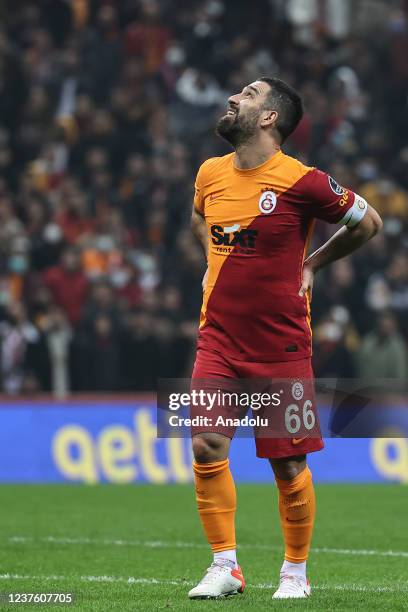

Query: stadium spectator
<box><xmin>80</xmin><ymin>313</ymin><xmax>121</xmax><ymax>391</ymax></box>
<box><xmin>43</xmin><ymin>247</ymin><xmax>88</xmax><ymax>326</ymax></box>
<box><xmin>0</xmin><ymin>301</ymin><xmax>50</xmax><ymax>394</ymax></box>
<box><xmin>313</xmin><ymin>306</ymin><xmax>356</xmax><ymax>378</ymax></box>
<box><xmin>119</xmin><ymin>308</ymin><xmax>158</xmax><ymax>391</ymax></box>
<box><xmin>356</xmin><ymin>312</ymin><xmax>408</xmax><ymax>379</ymax></box>
<box><xmin>365</xmin><ymin>252</ymin><xmax>408</xmax><ymax>334</ymax></box>
<box><xmin>43</xmin><ymin>305</ymin><xmax>72</xmax><ymax>397</ymax></box>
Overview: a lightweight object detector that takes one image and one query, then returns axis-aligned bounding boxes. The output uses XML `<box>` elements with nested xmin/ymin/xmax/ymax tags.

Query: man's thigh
<box><xmin>190</xmin><ymin>348</ymin><xmax>246</xmax><ymax>440</ymax></box>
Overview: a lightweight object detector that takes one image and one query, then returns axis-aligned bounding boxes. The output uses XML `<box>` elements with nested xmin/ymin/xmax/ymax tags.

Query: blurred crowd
<box><xmin>0</xmin><ymin>0</ymin><xmax>407</xmax><ymax>395</ymax></box>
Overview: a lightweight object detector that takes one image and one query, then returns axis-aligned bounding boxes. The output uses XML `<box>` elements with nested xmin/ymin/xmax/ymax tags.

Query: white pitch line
<box><xmin>313</xmin><ymin>546</ymin><xmax>408</xmax><ymax>558</ymax></box>
<box><xmin>0</xmin><ymin>573</ymin><xmax>406</xmax><ymax>593</ymax></box>
<box><xmin>7</xmin><ymin>536</ymin><xmax>408</xmax><ymax>559</ymax></box>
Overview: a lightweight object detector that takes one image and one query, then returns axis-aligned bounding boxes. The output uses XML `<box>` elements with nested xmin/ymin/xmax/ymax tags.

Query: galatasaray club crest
<box><xmin>258</xmin><ymin>190</ymin><xmax>277</xmax><ymax>214</ymax></box>
<box><xmin>291</xmin><ymin>381</ymin><xmax>304</xmax><ymax>401</ymax></box>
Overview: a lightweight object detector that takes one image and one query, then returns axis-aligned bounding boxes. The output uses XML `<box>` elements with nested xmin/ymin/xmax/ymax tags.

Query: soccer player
<box><xmin>189</xmin><ymin>77</ymin><xmax>382</xmax><ymax>599</ymax></box>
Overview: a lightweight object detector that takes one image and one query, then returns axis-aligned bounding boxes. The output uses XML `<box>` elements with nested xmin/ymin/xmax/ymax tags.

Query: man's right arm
<box><xmin>191</xmin><ymin>207</ymin><xmax>209</xmax><ymax>291</ymax></box>
<box><xmin>191</xmin><ymin>206</ymin><xmax>208</xmax><ymax>257</ymax></box>
<box><xmin>192</xmin><ymin>159</ymin><xmax>212</xmax><ymax>289</ymax></box>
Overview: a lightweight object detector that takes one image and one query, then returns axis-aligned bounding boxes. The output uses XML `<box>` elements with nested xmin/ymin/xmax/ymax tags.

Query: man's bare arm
<box><xmin>299</xmin><ymin>204</ymin><xmax>383</xmax><ymax>297</ymax></box>
<box><xmin>191</xmin><ymin>206</ymin><xmax>208</xmax><ymax>257</ymax></box>
<box><xmin>191</xmin><ymin>206</ymin><xmax>209</xmax><ymax>290</ymax></box>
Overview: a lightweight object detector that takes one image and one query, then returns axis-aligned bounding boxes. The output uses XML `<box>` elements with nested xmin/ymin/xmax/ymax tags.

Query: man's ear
<box><xmin>260</xmin><ymin>110</ymin><xmax>278</xmax><ymax>128</ymax></box>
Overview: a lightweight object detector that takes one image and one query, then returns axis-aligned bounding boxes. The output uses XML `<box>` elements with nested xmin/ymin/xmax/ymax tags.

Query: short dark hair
<box><xmin>259</xmin><ymin>77</ymin><xmax>303</xmax><ymax>143</ymax></box>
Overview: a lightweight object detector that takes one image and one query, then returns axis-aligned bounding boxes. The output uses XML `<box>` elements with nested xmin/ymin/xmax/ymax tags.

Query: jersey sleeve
<box><xmin>194</xmin><ymin>157</ymin><xmax>220</xmax><ymax>216</ymax></box>
<box><xmin>304</xmin><ymin>168</ymin><xmax>367</xmax><ymax>225</ymax></box>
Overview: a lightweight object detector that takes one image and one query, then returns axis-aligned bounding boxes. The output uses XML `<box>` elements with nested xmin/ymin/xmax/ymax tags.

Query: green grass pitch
<box><xmin>0</xmin><ymin>484</ymin><xmax>407</xmax><ymax>611</ymax></box>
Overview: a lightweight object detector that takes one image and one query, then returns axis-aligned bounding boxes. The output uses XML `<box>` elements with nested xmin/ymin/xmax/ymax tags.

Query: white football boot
<box><xmin>272</xmin><ymin>573</ymin><xmax>311</xmax><ymax>599</ymax></box>
<box><xmin>188</xmin><ymin>559</ymin><xmax>245</xmax><ymax>599</ymax></box>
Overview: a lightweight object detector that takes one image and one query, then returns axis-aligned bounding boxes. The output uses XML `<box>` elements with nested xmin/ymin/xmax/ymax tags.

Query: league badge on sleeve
<box><xmin>328</xmin><ymin>176</ymin><xmax>345</xmax><ymax>196</ymax></box>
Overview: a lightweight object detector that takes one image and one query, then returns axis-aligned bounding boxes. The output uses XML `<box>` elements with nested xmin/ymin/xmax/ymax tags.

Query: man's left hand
<box><xmin>299</xmin><ymin>262</ymin><xmax>315</xmax><ymax>298</ymax></box>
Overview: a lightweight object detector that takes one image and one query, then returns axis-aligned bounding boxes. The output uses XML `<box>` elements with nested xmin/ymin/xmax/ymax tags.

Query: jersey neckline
<box><xmin>231</xmin><ymin>149</ymin><xmax>283</xmax><ymax>176</ymax></box>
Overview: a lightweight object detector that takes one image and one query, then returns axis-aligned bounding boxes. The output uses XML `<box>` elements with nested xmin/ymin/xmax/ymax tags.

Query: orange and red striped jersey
<box><xmin>194</xmin><ymin>150</ymin><xmax>356</xmax><ymax>362</ymax></box>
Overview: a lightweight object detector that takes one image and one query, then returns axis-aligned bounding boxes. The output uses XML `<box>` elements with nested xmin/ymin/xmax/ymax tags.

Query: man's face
<box><xmin>216</xmin><ymin>80</ymin><xmax>271</xmax><ymax>147</ymax></box>
<box><xmin>62</xmin><ymin>249</ymin><xmax>80</xmax><ymax>272</ymax></box>
<box><xmin>378</xmin><ymin>315</ymin><xmax>396</xmax><ymax>337</ymax></box>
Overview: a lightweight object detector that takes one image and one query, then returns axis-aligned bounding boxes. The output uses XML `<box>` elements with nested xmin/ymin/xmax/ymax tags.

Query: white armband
<box><xmin>340</xmin><ymin>194</ymin><xmax>368</xmax><ymax>228</ymax></box>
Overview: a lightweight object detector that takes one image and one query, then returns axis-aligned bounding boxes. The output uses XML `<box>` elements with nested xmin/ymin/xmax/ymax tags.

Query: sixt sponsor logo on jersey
<box><xmin>210</xmin><ymin>223</ymin><xmax>258</xmax><ymax>252</ymax></box>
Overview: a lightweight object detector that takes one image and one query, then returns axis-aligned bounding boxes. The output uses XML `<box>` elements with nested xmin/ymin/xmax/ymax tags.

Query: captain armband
<box><xmin>340</xmin><ymin>194</ymin><xmax>368</xmax><ymax>228</ymax></box>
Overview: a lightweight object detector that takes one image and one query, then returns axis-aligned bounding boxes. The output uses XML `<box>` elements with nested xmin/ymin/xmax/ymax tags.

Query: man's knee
<box><xmin>192</xmin><ymin>434</ymin><xmax>230</xmax><ymax>463</ymax></box>
<box><xmin>270</xmin><ymin>454</ymin><xmax>307</xmax><ymax>480</ymax></box>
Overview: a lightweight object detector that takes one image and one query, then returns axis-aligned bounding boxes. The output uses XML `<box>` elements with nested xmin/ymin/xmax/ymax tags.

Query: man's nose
<box><xmin>228</xmin><ymin>94</ymin><xmax>240</xmax><ymax>106</ymax></box>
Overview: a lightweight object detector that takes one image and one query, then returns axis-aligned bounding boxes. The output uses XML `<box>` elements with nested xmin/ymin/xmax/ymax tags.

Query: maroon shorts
<box><xmin>191</xmin><ymin>347</ymin><xmax>324</xmax><ymax>459</ymax></box>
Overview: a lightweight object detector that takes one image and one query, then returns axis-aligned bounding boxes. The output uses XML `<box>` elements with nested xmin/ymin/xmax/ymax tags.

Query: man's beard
<box><xmin>215</xmin><ymin>108</ymin><xmax>260</xmax><ymax>147</ymax></box>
